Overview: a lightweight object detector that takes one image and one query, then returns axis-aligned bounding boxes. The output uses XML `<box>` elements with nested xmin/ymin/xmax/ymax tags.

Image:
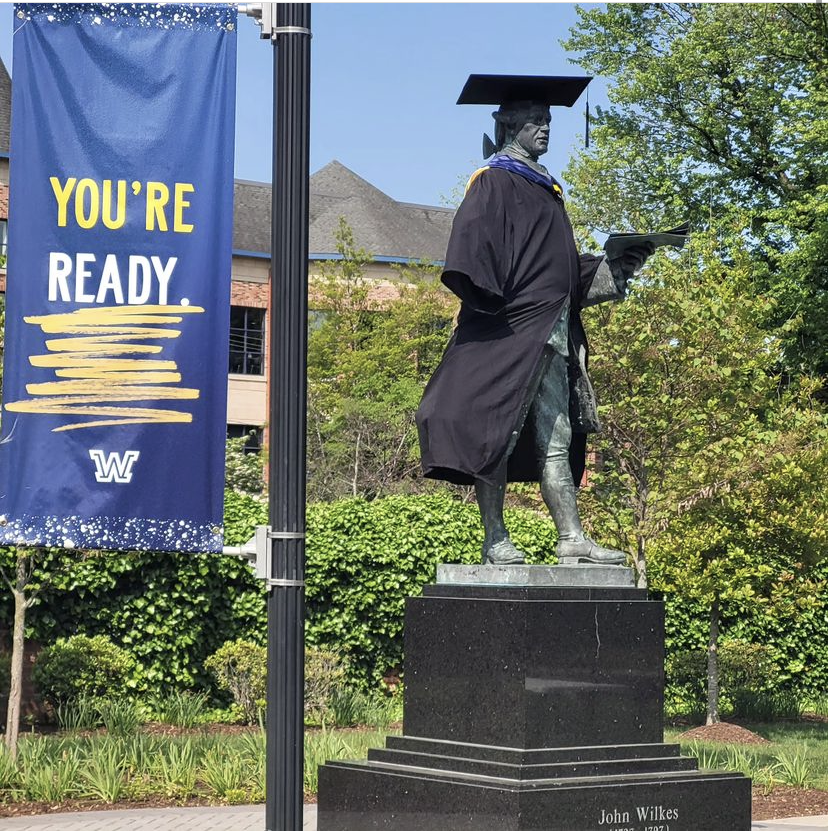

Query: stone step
<box><xmin>367</xmin><ymin>746</ymin><xmax>698</xmax><ymax>780</ymax></box>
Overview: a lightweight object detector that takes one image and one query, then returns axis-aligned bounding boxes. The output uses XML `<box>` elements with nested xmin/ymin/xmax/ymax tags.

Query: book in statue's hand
<box><xmin>603</xmin><ymin>222</ymin><xmax>690</xmax><ymax>261</ymax></box>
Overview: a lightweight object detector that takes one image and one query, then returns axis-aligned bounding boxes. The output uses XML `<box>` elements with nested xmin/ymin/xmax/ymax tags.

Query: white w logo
<box><xmin>89</xmin><ymin>449</ymin><xmax>141</xmax><ymax>484</ymax></box>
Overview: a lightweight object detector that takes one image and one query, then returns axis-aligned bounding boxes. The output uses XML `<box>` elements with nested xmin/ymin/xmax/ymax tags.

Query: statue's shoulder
<box><xmin>464</xmin><ymin>166</ymin><xmax>491</xmax><ymax>195</ymax></box>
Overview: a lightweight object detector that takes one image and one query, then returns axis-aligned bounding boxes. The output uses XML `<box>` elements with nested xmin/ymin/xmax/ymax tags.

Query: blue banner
<box><xmin>0</xmin><ymin>3</ymin><xmax>237</xmax><ymax>553</ymax></box>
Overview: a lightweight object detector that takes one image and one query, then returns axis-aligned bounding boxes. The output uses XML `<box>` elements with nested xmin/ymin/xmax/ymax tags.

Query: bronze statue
<box><xmin>416</xmin><ymin>75</ymin><xmax>654</xmax><ymax>566</ymax></box>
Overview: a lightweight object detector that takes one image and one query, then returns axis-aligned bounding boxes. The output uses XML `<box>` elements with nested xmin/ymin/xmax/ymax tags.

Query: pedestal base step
<box><xmin>369</xmin><ymin>735</ymin><xmax>697</xmax><ymax>780</ymax></box>
<box><xmin>317</xmin><ymin>736</ymin><xmax>751</xmax><ymax>831</ymax></box>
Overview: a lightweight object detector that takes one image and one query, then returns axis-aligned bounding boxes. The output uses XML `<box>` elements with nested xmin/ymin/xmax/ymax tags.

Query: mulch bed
<box><xmin>0</xmin><ymin>797</ymin><xmax>218</xmax><ymax>818</ymax></box>
<box><xmin>753</xmin><ymin>786</ymin><xmax>828</xmax><ymax>820</ymax></box>
<box><xmin>678</xmin><ymin>721</ymin><xmax>771</xmax><ymax>745</ymax></box>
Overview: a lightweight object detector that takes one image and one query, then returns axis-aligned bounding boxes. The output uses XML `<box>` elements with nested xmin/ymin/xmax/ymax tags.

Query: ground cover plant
<box><xmin>0</xmin><ymin>723</ymin><xmax>391</xmax><ymax>814</ymax></box>
<box><xmin>1</xmin><ymin>712</ymin><xmax>826</xmax><ymax>818</ymax></box>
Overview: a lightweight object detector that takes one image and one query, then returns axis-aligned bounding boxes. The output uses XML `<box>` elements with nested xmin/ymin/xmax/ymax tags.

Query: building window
<box><xmin>0</xmin><ymin>219</ymin><xmax>7</xmax><ymax>267</ymax></box>
<box><xmin>227</xmin><ymin>424</ymin><xmax>263</xmax><ymax>453</ymax></box>
<box><xmin>229</xmin><ymin>306</ymin><xmax>265</xmax><ymax>375</ymax></box>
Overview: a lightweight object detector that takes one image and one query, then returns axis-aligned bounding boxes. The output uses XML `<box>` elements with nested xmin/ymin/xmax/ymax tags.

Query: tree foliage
<box><xmin>580</xmin><ymin>226</ymin><xmax>827</xmax><ymax>583</ymax></box>
<box><xmin>563</xmin><ymin>3</ymin><xmax>828</xmax><ymax>719</ymax></box>
<box><xmin>307</xmin><ymin>219</ymin><xmax>456</xmax><ymax>500</ymax></box>
<box><xmin>564</xmin><ymin>2</ymin><xmax>828</xmax><ymax>381</ymax></box>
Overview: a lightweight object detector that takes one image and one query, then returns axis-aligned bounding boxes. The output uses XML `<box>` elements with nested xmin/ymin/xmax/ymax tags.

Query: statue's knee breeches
<box><xmin>530</xmin><ymin>351</ymin><xmax>571</xmax><ymax>471</ymax></box>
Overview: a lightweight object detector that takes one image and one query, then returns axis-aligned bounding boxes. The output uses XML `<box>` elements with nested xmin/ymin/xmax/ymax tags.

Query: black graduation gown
<box><xmin>416</xmin><ymin>165</ymin><xmax>602</xmax><ymax>486</ymax></box>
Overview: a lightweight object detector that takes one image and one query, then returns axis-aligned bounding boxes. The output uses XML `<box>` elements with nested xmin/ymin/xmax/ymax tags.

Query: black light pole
<box><xmin>265</xmin><ymin>4</ymin><xmax>311</xmax><ymax>831</ymax></box>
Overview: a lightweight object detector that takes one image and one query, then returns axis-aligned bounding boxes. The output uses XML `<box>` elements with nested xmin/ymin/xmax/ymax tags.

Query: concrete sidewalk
<box><xmin>1</xmin><ymin>806</ymin><xmax>827</xmax><ymax>830</ymax></box>
<box><xmin>0</xmin><ymin>804</ymin><xmax>312</xmax><ymax>830</ymax></box>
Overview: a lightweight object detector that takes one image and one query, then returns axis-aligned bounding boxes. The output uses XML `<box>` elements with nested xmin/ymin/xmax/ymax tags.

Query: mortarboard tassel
<box><xmin>585</xmin><ymin>88</ymin><xmax>590</xmax><ymax>149</ymax></box>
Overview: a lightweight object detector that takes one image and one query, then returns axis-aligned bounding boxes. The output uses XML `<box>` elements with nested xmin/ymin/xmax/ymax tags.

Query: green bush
<box><xmin>304</xmin><ymin>490</ymin><xmax>558</xmax><ymax>685</ymax></box>
<box><xmin>666</xmin><ymin>639</ymin><xmax>781</xmax><ymax>717</ymax></box>
<box><xmin>205</xmin><ymin>639</ymin><xmax>266</xmax><ymax>725</ymax></box>
<box><xmin>305</xmin><ymin>647</ymin><xmax>348</xmax><ymax>724</ymax></box>
<box><xmin>32</xmin><ymin>635</ymin><xmax>136</xmax><ymax>707</ymax></box>
<box><xmin>5</xmin><ymin>490</ymin><xmax>828</xmax><ymax>702</ymax></box>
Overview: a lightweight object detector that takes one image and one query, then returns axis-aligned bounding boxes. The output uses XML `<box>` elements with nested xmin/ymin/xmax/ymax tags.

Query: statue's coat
<box><xmin>416</xmin><ymin>164</ymin><xmax>603</xmax><ymax>486</ymax></box>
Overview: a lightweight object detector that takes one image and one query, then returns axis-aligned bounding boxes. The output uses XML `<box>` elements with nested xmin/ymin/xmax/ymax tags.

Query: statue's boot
<box><xmin>484</xmin><ymin>538</ymin><xmax>527</xmax><ymax>565</ymax></box>
<box><xmin>475</xmin><ymin>469</ymin><xmax>527</xmax><ymax>565</ymax></box>
<box><xmin>556</xmin><ymin>536</ymin><xmax>627</xmax><ymax>565</ymax></box>
<box><xmin>541</xmin><ymin>460</ymin><xmax>626</xmax><ymax>566</ymax></box>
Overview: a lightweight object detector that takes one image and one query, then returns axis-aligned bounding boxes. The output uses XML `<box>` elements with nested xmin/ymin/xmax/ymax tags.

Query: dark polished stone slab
<box><xmin>317</xmin><ymin>583</ymin><xmax>752</xmax><ymax>830</ymax></box>
<box><xmin>404</xmin><ymin>589</ymin><xmax>663</xmax><ymax>748</ymax></box>
<box><xmin>317</xmin><ymin>760</ymin><xmax>751</xmax><ymax>831</ymax></box>
<box><xmin>384</xmin><ymin>735</ymin><xmax>684</xmax><ymax>764</ymax></box>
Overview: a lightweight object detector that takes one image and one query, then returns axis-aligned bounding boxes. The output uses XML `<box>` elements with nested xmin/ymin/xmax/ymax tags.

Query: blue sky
<box><xmin>0</xmin><ymin>3</ymin><xmax>608</xmax><ymax>207</ymax></box>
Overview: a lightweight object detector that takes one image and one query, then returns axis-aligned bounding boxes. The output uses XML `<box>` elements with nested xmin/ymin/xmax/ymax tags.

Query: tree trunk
<box><xmin>634</xmin><ymin>535</ymin><xmax>648</xmax><ymax>589</ymax></box>
<box><xmin>4</xmin><ymin>555</ymin><xmax>28</xmax><ymax>759</ymax></box>
<box><xmin>351</xmin><ymin>430</ymin><xmax>361</xmax><ymax>497</ymax></box>
<box><xmin>706</xmin><ymin>594</ymin><xmax>720</xmax><ymax>726</ymax></box>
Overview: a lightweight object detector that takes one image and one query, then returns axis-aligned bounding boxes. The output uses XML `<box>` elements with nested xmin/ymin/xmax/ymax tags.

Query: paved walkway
<box><xmin>0</xmin><ymin>806</ymin><xmax>826</xmax><ymax>830</ymax></box>
<box><xmin>0</xmin><ymin>805</ymin><xmax>314</xmax><ymax>830</ymax></box>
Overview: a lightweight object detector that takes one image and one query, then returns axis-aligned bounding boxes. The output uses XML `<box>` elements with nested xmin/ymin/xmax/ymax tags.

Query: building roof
<box><xmin>235</xmin><ymin>160</ymin><xmax>454</xmax><ymax>262</ymax></box>
<box><xmin>0</xmin><ymin>55</ymin><xmax>452</xmax><ymax>263</ymax></box>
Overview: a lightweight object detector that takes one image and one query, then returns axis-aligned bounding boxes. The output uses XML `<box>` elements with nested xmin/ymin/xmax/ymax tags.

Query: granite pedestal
<box><xmin>317</xmin><ymin>566</ymin><xmax>751</xmax><ymax>830</ymax></box>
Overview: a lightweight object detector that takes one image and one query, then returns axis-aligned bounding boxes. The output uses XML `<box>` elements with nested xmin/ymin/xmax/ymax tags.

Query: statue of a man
<box><xmin>416</xmin><ymin>74</ymin><xmax>653</xmax><ymax>566</ymax></box>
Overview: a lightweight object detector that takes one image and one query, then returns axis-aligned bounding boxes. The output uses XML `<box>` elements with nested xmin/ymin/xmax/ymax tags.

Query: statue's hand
<box><xmin>607</xmin><ymin>242</ymin><xmax>655</xmax><ymax>288</ymax></box>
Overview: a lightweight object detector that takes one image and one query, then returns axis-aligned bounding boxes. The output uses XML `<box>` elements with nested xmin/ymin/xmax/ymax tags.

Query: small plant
<box><xmin>121</xmin><ymin>733</ymin><xmax>160</xmax><ymax>778</ymax></box>
<box><xmin>807</xmin><ymin>693</ymin><xmax>828</xmax><ymax>718</ymax></box>
<box><xmin>21</xmin><ymin>759</ymin><xmax>80</xmax><ymax>802</ymax></box>
<box><xmin>686</xmin><ymin>740</ymin><xmax>722</xmax><ymax>771</ymax></box>
<box><xmin>773</xmin><ymin>747</ymin><xmax>814</xmax><ymax>788</ymax></box>
<box><xmin>19</xmin><ymin>740</ymin><xmax>81</xmax><ymax>802</ymax></box>
<box><xmin>329</xmin><ymin>687</ymin><xmax>367</xmax><ymax>728</ymax></box>
<box><xmin>56</xmin><ymin>694</ymin><xmax>100</xmax><ymax>733</ymax></box>
<box><xmin>238</xmin><ymin>729</ymin><xmax>266</xmax><ymax>800</ymax></box>
<box><xmin>151</xmin><ymin>690</ymin><xmax>208</xmax><ymax>728</ymax></box>
<box><xmin>152</xmin><ymin>738</ymin><xmax>198</xmax><ymax>797</ymax></box>
<box><xmin>80</xmin><ymin>739</ymin><xmax>126</xmax><ymax>803</ymax></box>
<box><xmin>724</xmin><ymin>746</ymin><xmax>760</xmax><ymax>778</ymax></box>
<box><xmin>98</xmin><ymin>698</ymin><xmax>143</xmax><ymax>737</ymax></box>
<box><xmin>303</xmin><ymin>728</ymin><xmax>350</xmax><ymax>794</ymax></box>
<box><xmin>205</xmin><ymin>639</ymin><xmax>266</xmax><ymax>725</ymax></box>
<box><xmin>0</xmin><ymin>743</ymin><xmax>19</xmax><ymax>790</ymax></box>
<box><xmin>732</xmin><ymin>690</ymin><xmax>804</xmax><ymax>721</ymax></box>
<box><xmin>32</xmin><ymin>634</ymin><xmax>136</xmax><ymax>707</ymax></box>
<box><xmin>201</xmin><ymin>746</ymin><xmax>247</xmax><ymax>799</ymax></box>
<box><xmin>327</xmin><ymin>686</ymin><xmax>399</xmax><ymax>728</ymax></box>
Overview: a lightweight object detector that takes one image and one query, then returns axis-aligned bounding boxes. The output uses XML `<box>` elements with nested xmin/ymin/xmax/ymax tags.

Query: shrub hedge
<box><xmin>1</xmin><ymin>489</ymin><xmax>827</xmax><ymax>700</ymax></box>
<box><xmin>32</xmin><ymin>634</ymin><xmax>136</xmax><ymax>706</ymax></box>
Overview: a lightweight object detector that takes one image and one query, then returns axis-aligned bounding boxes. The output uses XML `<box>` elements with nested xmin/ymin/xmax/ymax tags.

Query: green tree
<box><xmin>651</xmin><ymin>430</ymin><xmax>828</xmax><ymax>723</ymax></box>
<box><xmin>576</xmin><ymin>225</ymin><xmax>827</xmax><ymax>721</ymax></box>
<box><xmin>564</xmin><ymin>3</ymin><xmax>828</xmax><ymax>382</ymax></box>
<box><xmin>225</xmin><ymin>434</ymin><xmax>265</xmax><ymax>495</ymax></box>
<box><xmin>307</xmin><ymin>219</ymin><xmax>456</xmax><ymax>500</ymax></box>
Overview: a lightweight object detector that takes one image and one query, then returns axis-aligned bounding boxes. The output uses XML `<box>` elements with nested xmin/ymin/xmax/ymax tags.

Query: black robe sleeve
<box><xmin>576</xmin><ymin>253</ymin><xmax>604</xmax><ymax>309</ymax></box>
<box><xmin>441</xmin><ymin>171</ymin><xmax>511</xmax><ymax>315</ymax></box>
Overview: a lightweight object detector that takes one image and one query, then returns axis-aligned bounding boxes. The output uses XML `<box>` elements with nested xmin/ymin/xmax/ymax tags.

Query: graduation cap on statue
<box><xmin>456</xmin><ymin>74</ymin><xmax>593</xmax><ymax>158</ymax></box>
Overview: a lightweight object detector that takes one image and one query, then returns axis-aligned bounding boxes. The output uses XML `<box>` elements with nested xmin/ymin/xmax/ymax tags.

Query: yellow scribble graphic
<box><xmin>5</xmin><ymin>305</ymin><xmax>205</xmax><ymax>431</ymax></box>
